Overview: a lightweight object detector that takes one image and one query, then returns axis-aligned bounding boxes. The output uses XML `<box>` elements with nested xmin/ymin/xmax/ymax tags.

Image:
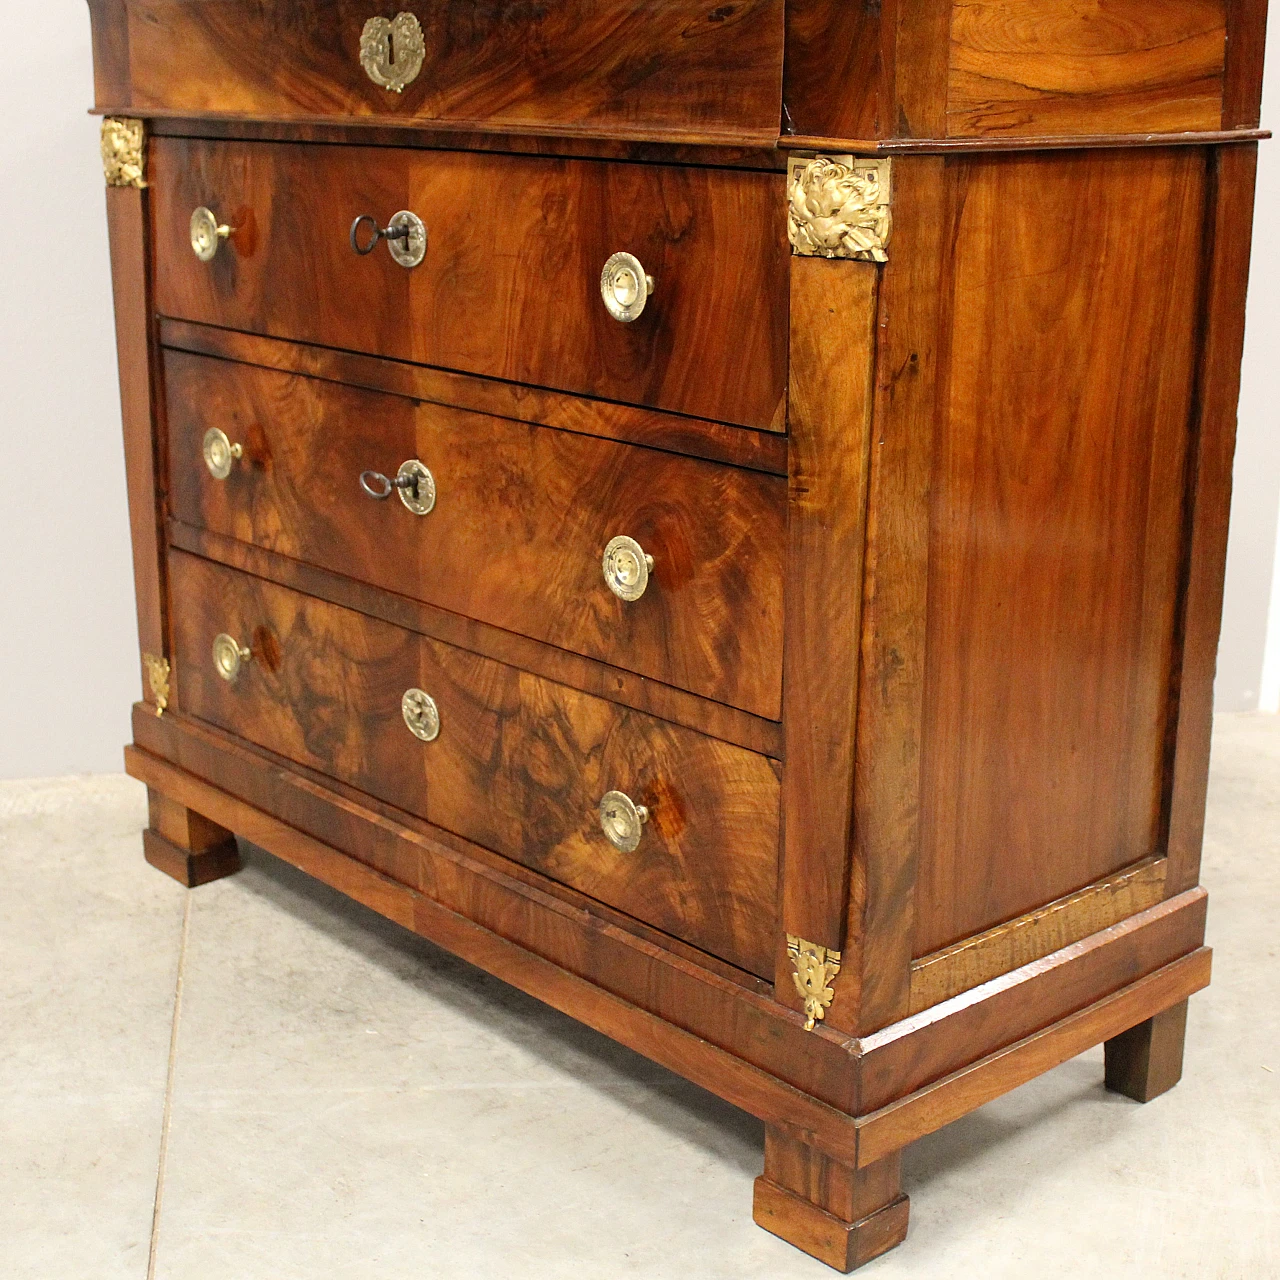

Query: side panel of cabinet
<box><xmin>852</xmin><ymin>148</ymin><xmax>1212</xmax><ymax>973</ymax></box>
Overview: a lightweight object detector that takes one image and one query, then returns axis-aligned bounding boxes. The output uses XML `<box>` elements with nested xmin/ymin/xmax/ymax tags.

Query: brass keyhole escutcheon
<box><xmin>212</xmin><ymin>633</ymin><xmax>251</xmax><ymax>683</ymax></box>
<box><xmin>601</xmin><ymin>252</ymin><xmax>654</xmax><ymax>322</ymax></box>
<box><xmin>360</xmin><ymin>13</ymin><xmax>426</xmax><ymax>92</ymax></box>
<box><xmin>603</xmin><ymin>536</ymin><xmax>654</xmax><ymax>602</ymax></box>
<box><xmin>202</xmin><ymin>428</ymin><xmax>243</xmax><ymax>480</ymax></box>
<box><xmin>599</xmin><ymin>790</ymin><xmax>650</xmax><ymax>853</ymax></box>
<box><xmin>402</xmin><ymin>688</ymin><xmax>440</xmax><ymax>742</ymax></box>
<box><xmin>190</xmin><ymin>207</ymin><xmax>232</xmax><ymax>261</ymax></box>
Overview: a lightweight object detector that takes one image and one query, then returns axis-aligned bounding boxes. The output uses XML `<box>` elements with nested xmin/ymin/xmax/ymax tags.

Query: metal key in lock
<box><xmin>359</xmin><ymin>459</ymin><xmax>436</xmax><ymax>515</ymax></box>
<box><xmin>349</xmin><ymin>211</ymin><xmax>427</xmax><ymax>268</ymax></box>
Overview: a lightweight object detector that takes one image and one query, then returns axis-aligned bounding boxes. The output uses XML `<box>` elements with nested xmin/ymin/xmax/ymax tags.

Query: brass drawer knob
<box><xmin>359</xmin><ymin>459</ymin><xmax>436</xmax><ymax>515</ymax></box>
<box><xmin>350</xmin><ymin>211</ymin><xmax>427</xmax><ymax>269</ymax></box>
<box><xmin>212</xmin><ymin>633</ymin><xmax>251</xmax><ymax>682</ymax></box>
<box><xmin>402</xmin><ymin>688</ymin><xmax>440</xmax><ymax>742</ymax></box>
<box><xmin>190</xmin><ymin>207</ymin><xmax>232</xmax><ymax>261</ymax></box>
<box><xmin>603</xmin><ymin>535</ymin><xmax>654</xmax><ymax>602</ymax></box>
<box><xmin>601</xmin><ymin>252</ymin><xmax>654</xmax><ymax>323</ymax></box>
<box><xmin>599</xmin><ymin>790</ymin><xmax>649</xmax><ymax>853</ymax></box>
<box><xmin>202</xmin><ymin>427</ymin><xmax>243</xmax><ymax>480</ymax></box>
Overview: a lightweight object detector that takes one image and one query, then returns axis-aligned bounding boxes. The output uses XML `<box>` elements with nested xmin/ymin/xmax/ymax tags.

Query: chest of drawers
<box><xmin>89</xmin><ymin>1</ymin><xmax>1267</xmax><ymax>1269</ymax></box>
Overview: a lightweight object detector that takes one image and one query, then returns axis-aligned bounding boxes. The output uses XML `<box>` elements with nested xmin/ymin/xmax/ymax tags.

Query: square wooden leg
<box><xmin>753</xmin><ymin>1128</ymin><xmax>909</xmax><ymax>1272</ymax></box>
<box><xmin>143</xmin><ymin>787</ymin><xmax>241</xmax><ymax>888</ymax></box>
<box><xmin>1104</xmin><ymin>999</ymin><xmax>1189</xmax><ymax>1103</ymax></box>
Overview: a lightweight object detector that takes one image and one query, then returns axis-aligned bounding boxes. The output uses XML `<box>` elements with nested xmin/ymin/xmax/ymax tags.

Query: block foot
<box><xmin>753</xmin><ymin>1129</ymin><xmax>909</xmax><ymax>1272</ymax></box>
<box><xmin>143</xmin><ymin>787</ymin><xmax>241</xmax><ymax>887</ymax></box>
<box><xmin>1104</xmin><ymin>999</ymin><xmax>1189</xmax><ymax>1103</ymax></box>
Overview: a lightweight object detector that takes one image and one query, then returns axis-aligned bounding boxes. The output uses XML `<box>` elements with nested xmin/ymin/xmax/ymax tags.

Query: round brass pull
<box><xmin>402</xmin><ymin>688</ymin><xmax>440</xmax><ymax>742</ymax></box>
<box><xmin>190</xmin><ymin>207</ymin><xmax>232</xmax><ymax>262</ymax></box>
<box><xmin>202</xmin><ymin>427</ymin><xmax>243</xmax><ymax>480</ymax></box>
<box><xmin>349</xmin><ymin>211</ymin><xmax>427</xmax><ymax>269</ymax></box>
<box><xmin>599</xmin><ymin>790</ymin><xmax>650</xmax><ymax>853</ymax></box>
<box><xmin>212</xmin><ymin>633</ymin><xmax>251</xmax><ymax>683</ymax></box>
<box><xmin>601</xmin><ymin>252</ymin><xmax>654</xmax><ymax>323</ymax></box>
<box><xmin>359</xmin><ymin>460</ymin><xmax>436</xmax><ymax>515</ymax></box>
<box><xmin>603</xmin><ymin>535</ymin><xmax>654</xmax><ymax>602</ymax></box>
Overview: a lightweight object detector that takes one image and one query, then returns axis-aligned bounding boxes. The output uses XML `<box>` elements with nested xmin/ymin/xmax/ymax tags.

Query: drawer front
<box><xmin>152</xmin><ymin>139</ymin><xmax>788</xmax><ymax>431</ymax></box>
<box><xmin>166</xmin><ymin>353</ymin><xmax>785</xmax><ymax>720</ymax></box>
<box><xmin>119</xmin><ymin>1</ymin><xmax>785</xmax><ymax>145</ymax></box>
<box><xmin>168</xmin><ymin>552</ymin><xmax>780</xmax><ymax>976</ymax></box>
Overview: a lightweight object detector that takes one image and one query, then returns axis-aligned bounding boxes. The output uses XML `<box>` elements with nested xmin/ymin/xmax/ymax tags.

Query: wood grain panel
<box><xmin>168</xmin><ymin>523</ymin><xmax>783</xmax><ymax>758</ymax></box>
<box><xmin>86</xmin><ymin>0</ymin><xmax>131</xmax><ymax>108</ymax></box>
<box><xmin>151</xmin><ymin>138</ymin><xmax>788</xmax><ymax>431</ymax></box>
<box><xmin>777</xmin><ymin>259</ymin><xmax>878</xmax><ymax>972</ymax></box>
<box><xmin>914</xmin><ymin>148</ymin><xmax>1207</xmax><ymax>955</ymax></box>
<box><xmin>167</xmin><ymin>551</ymin><xmax>781</xmax><ymax>976</ymax></box>
<box><xmin>1165</xmin><ymin>144</ymin><xmax>1260</xmax><ymax>895</ymax></box>
<box><xmin>105</xmin><ymin>181</ymin><xmax>167</xmax><ymax>713</ymax></box>
<box><xmin>1221</xmin><ymin>0</ymin><xmax>1270</xmax><ymax>127</ymax></box>
<box><xmin>841</xmin><ymin>158</ymin><xmax>951</xmax><ymax>1036</ymax></box>
<box><xmin>146</xmin><ymin>114</ymin><xmax>789</xmax><ymax>173</ymax></box>
<box><xmin>908</xmin><ymin>858</ymin><xmax>1168</xmax><ymax>1012</ymax></box>
<box><xmin>948</xmin><ymin>0</ymin><xmax>1227</xmax><ymax>137</ymax></box>
<box><xmin>783</xmin><ymin>0</ymin><xmax>883</xmax><ymax>140</ymax></box>
<box><xmin>122</xmin><ymin>0</ymin><xmax>785</xmax><ymax>146</ymax></box>
<box><xmin>159</xmin><ymin>320</ymin><xmax>789</xmax><ymax>476</ymax></box>
<box><xmin>893</xmin><ymin>0</ymin><xmax>956</xmax><ymax>138</ymax></box>
<box><xmin>164</xmin><ymin>352</ymin><xmax>786</xmax><ymax>719</ymax></box>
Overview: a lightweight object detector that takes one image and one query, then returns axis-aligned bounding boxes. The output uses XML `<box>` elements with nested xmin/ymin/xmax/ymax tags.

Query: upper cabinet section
<box><xmin>782</xmin><ymin>0</ymin><xmax>1266</xmax><ymax>144</ymax></box>
<box><xmin>87</xmin><ymin>0</ymin><xmax>1266</xmax><ymax>147</ymax></box>
<box><xmin>85</xmin><ymin>0</ymin><xmax>786</xmax><ymax>146</ymax></box>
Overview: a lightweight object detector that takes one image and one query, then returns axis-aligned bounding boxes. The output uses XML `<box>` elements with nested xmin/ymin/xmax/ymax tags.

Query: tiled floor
<box><xmin>2</xmin><ymin>714</ymin><xmax>1277</xmax><ymax>1278</ymax></box>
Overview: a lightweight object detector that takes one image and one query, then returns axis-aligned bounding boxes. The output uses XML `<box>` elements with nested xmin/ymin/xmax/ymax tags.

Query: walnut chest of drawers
<box><xmin>87</xmin><ymin>0</ymin><xmax>1267</xmax><ymax>1269</ymax></box>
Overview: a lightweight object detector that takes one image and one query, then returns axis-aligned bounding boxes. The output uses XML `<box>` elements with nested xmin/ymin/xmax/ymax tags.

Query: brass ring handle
<box><xmin>599</xmin><ymin>790</ymin><xmax>650</xmax><ymax>853</ymax></box>
<box><xmin>190</xmin><ymin>207</ymin><xmax>232</xmax><ymax>261</ymax></box>
<box><xmin>603</xmin><ymin>536</ymin><xmax>654</xmax><ymax>602</ymax></box>
<box><xmin>359</xmin><ymin>460</ymin><xmax>436</xmax><ymax>515</ymax></box>
<box><xmin>349</xmin><ymin>211</ymin><xmax>427</xmax><ymax>268</ymax></box>
<box><xmin>212</xmin><ymin>633</ymin><xmax>252</xmax><ymax>683</ymax></box>
<box><xmin>601</xmin><ymin>252</ymin><xmax>655</xmax><ymax>323</ymax></box>
<box><xmin>202</xmin><ymin>428</ymin><xmax>243</xmax><ymax>480</ymax></box>
<box><xmin>402</xmin><ymin>688</ymin><xmax>440</xmax><ymax>742</ymax></box>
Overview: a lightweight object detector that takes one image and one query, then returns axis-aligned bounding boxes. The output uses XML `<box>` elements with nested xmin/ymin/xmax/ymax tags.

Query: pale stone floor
<box><xmin>1</xmin><ymin>714</ymin><xmax>1277</xmax><ymax>1279</ymax></box>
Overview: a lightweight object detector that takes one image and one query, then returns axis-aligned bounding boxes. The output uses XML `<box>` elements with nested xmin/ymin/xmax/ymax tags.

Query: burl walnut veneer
<box><xmin>88</xmin><ymin>0</ymin><xmax>1268</xmax><ymax>1269</ymax></box>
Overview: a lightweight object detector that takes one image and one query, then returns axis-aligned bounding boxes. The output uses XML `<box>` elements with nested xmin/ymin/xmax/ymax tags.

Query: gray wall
<box><xmin>0</xmin><ymin>1</ymin><xmax>138</xmax><ymax>778</ymax></box>
<box><xmin>0</xmin><ymin>0</ymin><xmax>1277</xmax><ymax>779</ymax></box>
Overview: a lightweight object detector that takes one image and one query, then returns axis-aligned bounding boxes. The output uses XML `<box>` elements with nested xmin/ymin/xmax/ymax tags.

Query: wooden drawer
<box><xmin>97</xmin><ymin>1</ymin><xmax>785</xmax><ymax>146</ymax></box>
<box><xmin>165</xmin><ymin>352</ymin><xmax>785</xmax><ymax>720</ymax></box>
<box><xmin>167</xmin><ymin>551</ymin><xmax>781</xmax><ymax>976</ymax></box>
<box><xmin>151</xmin><ymin>138</ymin><xmax>788</xmax><ymax>431</ymax></box>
